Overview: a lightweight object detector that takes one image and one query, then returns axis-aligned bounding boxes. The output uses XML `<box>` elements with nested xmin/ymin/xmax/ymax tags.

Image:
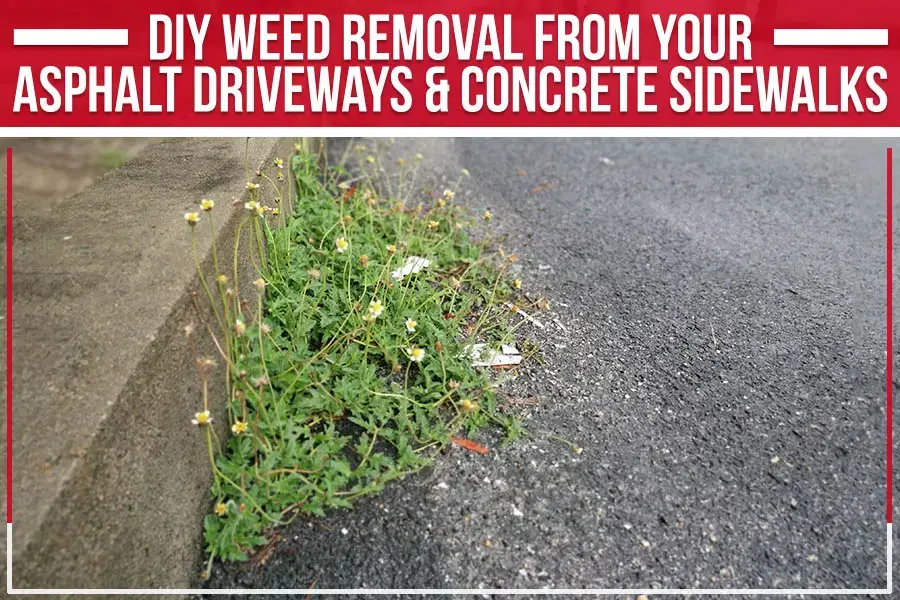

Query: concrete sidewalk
<box><xmin>2</xmin><ymin>137</ymin><xmax>294</xmax><ymax>592</ymax></box>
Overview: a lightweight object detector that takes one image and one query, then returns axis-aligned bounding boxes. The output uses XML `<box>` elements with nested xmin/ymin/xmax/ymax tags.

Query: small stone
<box><xmin>512</xmin><ymin>505</ymin><xmax>524</xmax><ymax>518</ymax></box>
<box><xmin>341</xmin><ymin>528</ymin><xmax>349</xmax><ymax>535</ymax></box>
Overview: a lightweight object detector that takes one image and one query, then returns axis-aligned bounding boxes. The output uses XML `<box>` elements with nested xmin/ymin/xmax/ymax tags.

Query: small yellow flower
<box><xmin>509</xmin><ymin>304</ymin><xmax>519</xmax><ymax>314</ymax></box>
<box><xmin>215</xmin><ymin>502</ymin><xmax>227</xmax><ymax>516</ymax></box>
<box><xmin>483</xmin><ymin>210</ymin><xmax>493</xmax><ymax>221</ymax></box>
<box><xmin>231</xmin><ymin>421</ymin><xmax>248</xmax><ymax>435</ymax></box>
<box><xmin>365</xmin><ymin>155</ymin><xmax>375</xmax><ymax>164</ymax></box>
<box><xmin>200</xmin><ymin>199</ymin><xmax>215</xmax><ymax>212</ymax></box>
<box><xmin>513</xmin><ymin>279</ymin><xmax>522</xmax><ymax>289</ymax></box>
<box><xmin>245</xmin><ymin>200</ymin><xmax>260</xmax><ymax>213</ymax></box>
<box><xmin>368</xmin><ymin>299</ymin><xmax>384</xmax><ymax>319</ymax></box>
<box><xmin>436</xmin><ymin>199</ymin><xmax>446</xmax><ymax>208</ymax></box>
<box><xmin>184</xmin><ymin>212</ymin><xmax>201</xmax><ymax>226</ymax></box>
<box><xmin>217</xmin><ymin>274</ymin><xmax>228</xmax><ymax>285</ymax></box>
<box><xmin>272</xmin><ymin>207</ymin><xmax>279</xmax><ymax>215</ymax></box>
<box><xmin>274</xmin><ymin>158</ymin><xmax>284</xmax><ymax>169</ymax></box>
<box><xmin>397</xmin><ymin>158</ymin><xmax>406</xmax><ymax>166</ymax></box>
<box><xmin>405</xmin><ymin>318</ymin><xmax>417</xmax><ymax>333</ymax></box>
<box><xmin>246</xmin><ymin>182</ymin><xmax>260</xmax><ymax>190</ymax></box>
<box><xmin>443</xmin><ymin>189</ymin><xmax>455</xmax><ymax>200</ymax></box>
<box><xmin>461</xmin><ymin>168</ymin><xmax>470</xmax><ymax>177</ymax></box>
<box><xmin>415</xmin><ymin>153</ymin><xmax>423</xmax><ymax>161</ymax></box>
<box><xmin>335</xmin><ymin>237</ymin><xmax>349</xmax><ymax>253</ymax></box>
<box><xmin>343</xmin><ymin>215</ymin><xmax>353</xmax><ymax>224</ymax></box>
<box><xmin>192</xmin><ymin>410</ymin><xmax>213</xmax><ymax>426</ymax></box>
<box><xmin>254</xmin><ymin>278</ymin><xmax>266</xmax><ymax>291</ymax></box>
<box><xmin>407</xmin><ymin>346</ymin><xmax>425</xmax><ymax>362</ymax></box>
<box><xmin>354</xmin><ymin>144</ymin><xmax>367</xmax><ymax>152</ymax></box>
<box><xmin>276</xmin><ymin>172</ymin><xmax>285</xmax><ymax>181</ymax></box>
<box><xmin>460</xmin><ymin>399</ymin><xmax>479</xmax><ymax>413</ymax></box>
<box><xmin>427</xmin><ymin>220</ymin><xmax>440</xmax><ymax>230</ymax></box>
<box><xmin>386</xmin><ymin>244</ymin><xmax>397</xmax><ymax>254</ymax></box>
<box><xmin>234</xmin><ymin>319</ymin><xmax>246</xmax><ymax>335</ymax></box>
<box><xmin>338</xmin><ymin>182</ymin><xmax>350</xmax><ymax>190</ymax></box>
<box><xmin>256</xmin><ymin>204</ymin><xmax>269</xmax><ymax>216</ymax></box>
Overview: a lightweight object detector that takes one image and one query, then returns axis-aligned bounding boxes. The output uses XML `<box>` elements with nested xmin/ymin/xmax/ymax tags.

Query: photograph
<box><xmin>0</xmin><ymin>0</ymin><xmax>897</xmax><ymax>597</ymax></box>
<box><xmin>1</xmin><ymin>137</ymin><xmax>893</xmax><ymax>595</ymax></box>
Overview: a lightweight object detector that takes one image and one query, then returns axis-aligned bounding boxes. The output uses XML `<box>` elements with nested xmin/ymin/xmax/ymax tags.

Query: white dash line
<box><xmin>13</xmin><ymin>29</ymin><xmax>129</xmax><ymax>46</ymax></box>
<box><xmin>773</xmin><ymin>28</ymin><xmax>888</xmax><ymax>47</ymax></box>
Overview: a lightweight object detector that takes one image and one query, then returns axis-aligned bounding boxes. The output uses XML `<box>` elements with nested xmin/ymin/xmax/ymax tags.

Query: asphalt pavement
<box><xmin>205</xmin><ymin>138</ymin><xmax>896</xmax><ymax>596</ymax></box>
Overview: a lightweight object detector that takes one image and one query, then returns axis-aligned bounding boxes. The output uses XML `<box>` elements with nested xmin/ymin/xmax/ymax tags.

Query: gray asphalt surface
<box><xmin>206</xmin><ymin>138</ymin><xmax>896</xmax><ymax>596</ymax></box>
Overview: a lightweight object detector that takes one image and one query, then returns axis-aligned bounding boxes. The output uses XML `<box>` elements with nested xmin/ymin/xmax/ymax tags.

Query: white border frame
<box><xmin>3</xmin><ymin>130</ymin><xmax>894</xmax><ymax>595</ymax></box>
<box><xmin>1</xmin><ymin>127</ymin><xmax>900</xmax><ymax>137</ymax></box>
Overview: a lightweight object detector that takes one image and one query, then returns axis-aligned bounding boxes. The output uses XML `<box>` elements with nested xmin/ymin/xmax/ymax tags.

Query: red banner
<box><xmin>0</xmin><ymin>0</ymin><xmax>897</xmax><ymax>127</ymax></box>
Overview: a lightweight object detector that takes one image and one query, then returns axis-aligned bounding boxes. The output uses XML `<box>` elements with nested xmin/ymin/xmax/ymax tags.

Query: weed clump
<box><xmin>185</xmin><ymin>142</ymin><xmax>531</xmax><ymax>574</ymax></box>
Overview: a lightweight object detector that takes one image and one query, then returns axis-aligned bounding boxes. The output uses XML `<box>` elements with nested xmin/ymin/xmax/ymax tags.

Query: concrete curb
<box><xmin>4</xmin><ymin>137</ymin><xmax>296</xmax><ymax>593</ymax></box>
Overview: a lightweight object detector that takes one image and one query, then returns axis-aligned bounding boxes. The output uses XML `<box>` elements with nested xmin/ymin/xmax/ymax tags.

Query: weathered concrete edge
<box><xmin>11</xmin><ymin>137</ymin><xmax>300</xmax><ymax>596</ymax></box>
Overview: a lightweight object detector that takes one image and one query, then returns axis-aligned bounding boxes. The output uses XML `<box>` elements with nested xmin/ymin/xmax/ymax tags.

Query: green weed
<box><xmin>98</xmin><ymin>147</ymin><xmax>128</xmax><ymax>170</ymax></box>
<box><xmin>184</xmin><ymin>141</ymin><xmax>536</xmax><ymax>578</ymax></box>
